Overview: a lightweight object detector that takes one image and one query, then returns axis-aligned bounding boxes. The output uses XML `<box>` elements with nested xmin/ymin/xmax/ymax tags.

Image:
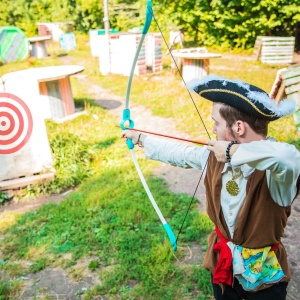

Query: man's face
<box><xmin>211</xmin><ymin>103</ymin><xmax>235</xmax><ymax>141</ymax></box>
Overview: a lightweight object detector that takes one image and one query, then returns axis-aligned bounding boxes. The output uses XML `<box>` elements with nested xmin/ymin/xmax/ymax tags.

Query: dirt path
<box><xmin>1</xmin><ymin>57</ymin><xmax>300</xmax><ymax>299</ymax></box>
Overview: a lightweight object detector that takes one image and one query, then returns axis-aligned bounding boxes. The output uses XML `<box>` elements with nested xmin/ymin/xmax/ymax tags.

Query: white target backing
<box><xmin>0</xmin><ymin>93</ymin><xmax>33</xmax><ymax>155</ymax></box>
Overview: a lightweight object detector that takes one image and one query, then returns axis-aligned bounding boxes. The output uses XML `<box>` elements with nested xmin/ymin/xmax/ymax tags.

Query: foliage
<box><xmin>0</xmin><ymin>0</ymin><xmax>299</xmax><ymax>49</ymax></box>
<box><xmin>0</xmin><ymin>0</ymin><xmax>76</xmax><ymax>36</ymax></box>
<box><xmin>72</xmin><ymin>0</ymin><xmax>104</xmax><ymax>32</ymax></box>
<box><xmin>0</xmin><ymin>191</ymin><xmax>13</xmax><ymax>206</ymax></box>
<box><xmin>46</xmin><ymin>122</ymin><xmax>97</xmax><ymax>192</ymax></box>
<box><xmin>88</xmin><ymin>259</ymin><xmax>99</xmax><ymax>271</ymax></box>
<box><xmin>157</xmin><ymin>0</ymin><xmax>300</xmax><ymax>49</ymax></box>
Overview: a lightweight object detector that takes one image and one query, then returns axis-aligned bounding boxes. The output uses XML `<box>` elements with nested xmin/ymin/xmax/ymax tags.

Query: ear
<box><xmin>235</xmin><ymin>120</ymin><xmax>246</xmax><ymax>136</ymax></box>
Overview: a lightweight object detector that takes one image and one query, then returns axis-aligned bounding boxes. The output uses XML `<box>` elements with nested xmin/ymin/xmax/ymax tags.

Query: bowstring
<box><xmin>148</xmin><ymin>8</ymin><xmax>212</xmax><ymax>245</ymax></box>
<box><xmin>150</xmin><ymin>12</ymin><xmax>211</xmax><ymax>139</ymax></box>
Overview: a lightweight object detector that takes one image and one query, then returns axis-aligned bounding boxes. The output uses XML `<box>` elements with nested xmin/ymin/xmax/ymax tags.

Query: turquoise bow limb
<box><xmin>130</xmin><ymin>149</ymin><xmax>177</xmax><ymax>251</ymax></box>
<box><xmin>120</xmin><ymin>0</ymin><xmax>177</xmax><ymax>251</ymax></box>
<box><xmin>124</xmin><ymin>0</ymin><xmax>152</xmax><ymax>109</ymax></box>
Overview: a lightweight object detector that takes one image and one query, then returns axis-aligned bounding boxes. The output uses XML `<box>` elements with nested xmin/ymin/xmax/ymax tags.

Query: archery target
<box><xmin>0</xmin><ymin>93</ymin><xmax>33</xmax><ymax>155</ymax></box>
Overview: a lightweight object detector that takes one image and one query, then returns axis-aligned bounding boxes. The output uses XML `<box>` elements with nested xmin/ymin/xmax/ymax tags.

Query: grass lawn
<box><xmin>0</xmin><ymin>34</ymin><xmax>299</xmax><ymax>299</ymax></box>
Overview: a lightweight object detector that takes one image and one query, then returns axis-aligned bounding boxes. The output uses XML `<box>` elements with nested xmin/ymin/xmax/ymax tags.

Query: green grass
<box><xmin>1</xmin><ymin>149</ymin><xmax>213</xmax><ymax>298</ymax></box>
<box><xmin>0</xmin><ymin>279</ymin><xmax>23</xmax><ymax>300</ymax></box>
<box><xmin>0</xmin><ymin>33</ymin><xmax>299</xmax><ymax>299</ymax></box>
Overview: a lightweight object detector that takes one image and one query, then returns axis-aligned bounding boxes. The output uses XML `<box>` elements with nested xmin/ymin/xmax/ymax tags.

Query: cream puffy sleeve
<box><xmin>231</xmin><ymin>139</ymin><xmax>300</xmax><ymax>206</ymax></box>
<box><xmin>144</xmin><ymin>136</ymin><xmax>209</xmax><ymax>171</ymax></box>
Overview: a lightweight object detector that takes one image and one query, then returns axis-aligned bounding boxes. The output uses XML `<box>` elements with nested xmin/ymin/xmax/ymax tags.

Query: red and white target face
<box><xmin>0</xmin><ymin>93</ymin><xmax>33</xmax><ymax>155</ymax></box>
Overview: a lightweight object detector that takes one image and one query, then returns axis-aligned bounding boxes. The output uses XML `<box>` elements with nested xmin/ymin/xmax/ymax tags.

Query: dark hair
<box><xmin>218</xmin><ymin>104</ymin><xmax>269</xmax><ymax>136</ymax></box>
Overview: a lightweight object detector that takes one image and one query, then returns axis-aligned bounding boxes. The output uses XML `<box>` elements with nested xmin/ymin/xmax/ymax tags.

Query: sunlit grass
<box><xmin>0</xmin><ymin>211</ymin><xmax>20</xmax><ymax>230</ymax></box>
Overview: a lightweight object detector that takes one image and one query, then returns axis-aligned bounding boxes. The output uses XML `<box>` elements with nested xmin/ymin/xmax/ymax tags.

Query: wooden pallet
<box><xmin>254</xmin><ymin>36</ymin><xmax>295</xmax><ymax>64</ymax></box>
<box><xmin>0</xmin><ymin>172</ymin><xmax>55</xmax><ymax>191</ymax></box>
<box><xmin>281</xmin><ymin>64</ymin><xmax>300</xmax><ymax>94</ymax></box>
<box><xmin>279</xmin><ymin>65</ymin><xmax>300</xmax><ymax>133</ymax></box>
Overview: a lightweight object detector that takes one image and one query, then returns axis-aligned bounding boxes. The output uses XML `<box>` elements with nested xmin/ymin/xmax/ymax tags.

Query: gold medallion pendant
<box><xmin>226</xmin><ymin>179</ymin><xmax>240</xmax><ymax>196</ymax></box>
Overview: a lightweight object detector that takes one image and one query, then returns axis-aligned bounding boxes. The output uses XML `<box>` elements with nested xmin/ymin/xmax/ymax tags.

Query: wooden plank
<box><xmin>282</xmin><ymin>76</ymin><xmax>300</xmax><ymax>87</ymax></box>
<box><xmin>262</xmin><ymin>45</ymin><xmax>295</xmax><ymax>51</ymax></box>
<box><xmin>261</xmin><ymin>56</ymin><xmax>293</xmax><ymax>63</ymax></box>
<box><xmin>262</xmin><ymin>53</ymin><xmax>293</xmax><ymax>57</ymax></box>
<box><xmin>281</xmin><ymin>65</ymin><xmax>300</xmax><ymax>92</ymax></box>
<box><xmin>275</xmin><ymin>84</ymin><xmax>286</xmax><ymax>103</ymax></box>
<box><xmin>261</xmin><ymin>37</ymin><xmax>295</xmax><ymax>42</ymax></box>
<box><xmin>0</xmin><ymin>173</ymin><xmax>55</xmax><ymax>190</ymax></box>
<box><xmin>262</xmin><ymin>56</ymin><xmax>293</xmax><ymax>61</ymax></box>
<box><xmin>288</xmin><ymin>92</ymin><xmax>300</xmax><ymax>103</ymax></box>
<box><xmin>261</xmin><ymin>53</ymin><xmax>293</xmax><ymax>58</ymax></box>
<box><xmin>28</xmin><ymin>35</ymin><xmax>52</xmax><ymax>42</ymax></box>
<box><xmin>253</xmin><ymin>40</ymin><xmax>262</xmax><ymax>61</ymax></box>
<box><xmin>285</xmin><ymin>83</ymin><xmax>300</xmax><ymax>94</ymax></box>
<box><xmin>253</xmin><ymin>36</ymin><xmax>263</xmax><ymax>54</ymax></box>
<box><xmin>261</xmin><ymin>58</ymin><xmax>294</xmax><ymax>64</ymax></box>
<box><xmin>261</xmin><ymin>47</ymin><xmax>294</xmax><ymax>54</ymax></box>
<box><xmin>281</xmin><ymin>65</ymin><xmax>300</xmax><ymax>78</ymax></box>
<box><xmin>261</xmin><ymin>42</ymin><xmax>295</xmax><ymax>46</ymax></box>
<box><xmin>2</xmin><ymin>65</ymin><xmax>84</xmax><ymax>83</ymax></box>
<box><xmin>58</xmin><ymin>77</ymin><xmax>75</xmax><ymax>116</ymax></box>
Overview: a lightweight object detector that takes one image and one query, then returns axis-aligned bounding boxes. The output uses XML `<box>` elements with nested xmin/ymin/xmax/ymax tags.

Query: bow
<box><xmin>148</xmin><ymin>9</ymin><xmax>212</xmax><ymax>243</ymax></box>
<box><xmin>120</xmin><ymin>0</ymin><xmax>177</xmax><ymax>251</ymax></box>
<box><xmin>121</xmin><ymin>1</ymin><xmax>213</xmax><ymax>251</ymax></box>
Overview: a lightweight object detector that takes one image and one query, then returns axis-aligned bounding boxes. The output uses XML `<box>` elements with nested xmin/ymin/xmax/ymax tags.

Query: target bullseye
<box><xmin>0</xmin><ymin>112</ymin><xmax>15</xmax><ymax>135</ymax></box>
<box><xmin>0</xmin><ymin>93</ymin><xmax>33</xmax><ymax>155</ymax></box>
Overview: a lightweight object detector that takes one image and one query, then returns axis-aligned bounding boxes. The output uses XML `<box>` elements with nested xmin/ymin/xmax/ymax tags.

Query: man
<box><xmin>121</xmin><ymin>75</ymin><xmax>300</xmax><ymax>300</ymax></box>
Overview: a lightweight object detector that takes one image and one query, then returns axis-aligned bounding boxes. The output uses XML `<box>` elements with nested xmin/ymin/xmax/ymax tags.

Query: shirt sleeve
<box><xmin>231</xmin><ymin>139</ymin><xmax>300</xmax><ymax>206</ymax></box>
<box><xmin>144</xmin><ymin>136</ymin><xmax>209</xmax><ymax>171</ymax></box>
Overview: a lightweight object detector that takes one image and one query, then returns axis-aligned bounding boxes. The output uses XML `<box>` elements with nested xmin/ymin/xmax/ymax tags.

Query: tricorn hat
<box><xmin>188</xmin><ymin>74</ymin><xmax>295</xmax><ymax>121</ymax></box>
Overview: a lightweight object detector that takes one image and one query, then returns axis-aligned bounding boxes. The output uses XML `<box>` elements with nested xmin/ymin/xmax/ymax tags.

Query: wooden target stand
<box><xmin>171</xmin><ymin>48</ymin><xmax>221</xmax><ymax>82</ymax></box>
<box><xmin>0</xmin><ymin>92</ymin><xmax>54</xmax><ymax>191</ymax></box>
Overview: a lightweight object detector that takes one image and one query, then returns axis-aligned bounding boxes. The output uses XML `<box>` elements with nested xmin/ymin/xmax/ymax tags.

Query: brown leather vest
<box><xmin>203</xmin><ymin>153</ymin><xmax>294</xmax><ymax>285</ymax></box>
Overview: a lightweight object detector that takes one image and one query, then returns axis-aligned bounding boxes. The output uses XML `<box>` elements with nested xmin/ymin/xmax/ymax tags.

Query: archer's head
<box><xmin>188</xmin><ymin>75</ymin><xmax>295</xmax><ymax>142</ymax></box>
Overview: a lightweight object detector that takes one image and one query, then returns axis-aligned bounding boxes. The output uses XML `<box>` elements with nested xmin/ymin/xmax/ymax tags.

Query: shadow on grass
<box><xmin>74</xmin><ymin>97</ymin><xmax>123</xmax><ymax>111</ymax></box>
<box><xmin>94</xmin><ymin>99</ymin><xmax>122</xmax><ymax>110</ymax></box>
<box><xmin>74</xmin><ymin>97</ymin><xmax>100</xmax><ymax>108</ymax></box>
<box><xmin>93</xmin><ymin>137</ymin><xmax>117</xmax><ymax>149</ymax></box>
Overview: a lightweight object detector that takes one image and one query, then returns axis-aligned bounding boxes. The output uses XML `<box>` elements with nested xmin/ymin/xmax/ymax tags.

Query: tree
<box><xmin>0</xmin><ymin>0</ymin><xmax>299</xmax><ymax>50</ymax></box>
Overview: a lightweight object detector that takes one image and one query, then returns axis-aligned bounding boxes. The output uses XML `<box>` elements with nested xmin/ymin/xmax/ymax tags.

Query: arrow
<box><xmin>117</xmin><ymin>126</ymin><xmax>208</xmax><ymax>145</ymax></box>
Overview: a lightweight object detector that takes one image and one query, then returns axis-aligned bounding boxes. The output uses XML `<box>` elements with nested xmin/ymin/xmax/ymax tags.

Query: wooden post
<box><xmin>103</xmin><ymin>0</ymin><xmax>111</xmax><ymax>73</ymax></box>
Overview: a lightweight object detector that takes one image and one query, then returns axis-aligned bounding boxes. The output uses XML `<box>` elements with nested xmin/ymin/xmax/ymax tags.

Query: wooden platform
<box><xmin>28</xmin><ymin>35</ymin><xmax>51</xmax><ymax>58</ymax></box>
<box><xmin>172</xmin><ymin>48</ymin><xmax>221</xmax><ymax>82</ymax></box>
<box><xmin>254</xmin><ymin>36</ymin><xmax>295</xmax><ymax>64</ymax></box>
<box><xmin>2</xmin><ymin>65</ymin><xmax>84</xmax><ymax>120</ymax></box>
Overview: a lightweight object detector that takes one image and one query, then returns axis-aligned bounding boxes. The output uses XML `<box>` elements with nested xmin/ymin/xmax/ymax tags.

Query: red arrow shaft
<box><xmin>124</xmin><ymin>127</ymin><xmax>208</xmax><ymax>145</ymax></box>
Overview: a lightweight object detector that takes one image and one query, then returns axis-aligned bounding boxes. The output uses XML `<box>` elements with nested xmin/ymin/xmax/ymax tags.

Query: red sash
<box><xmin>212</xmin><ymin>227</ymin><xmax>280</xmax><ymax>286</ymax></box>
